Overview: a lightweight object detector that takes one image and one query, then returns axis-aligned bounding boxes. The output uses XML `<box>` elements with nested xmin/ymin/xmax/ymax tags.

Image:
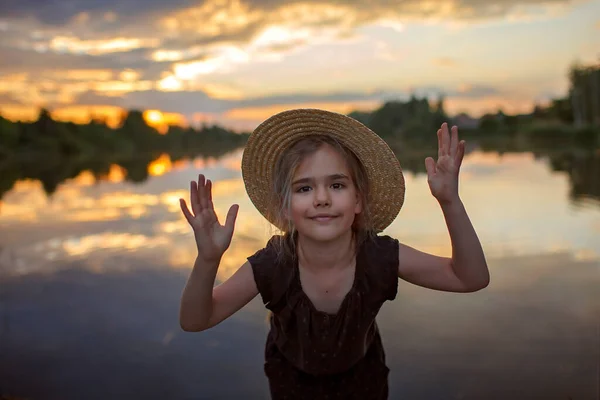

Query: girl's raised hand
<box><xmin>179</xmin><ymin>174</ymin><xmax>239</xmax><ymax>263</ymax></box>
<box><xmin>425</xmin><ymin>122</ymin><xmax>465</xmax><ymax>205</ymax></box>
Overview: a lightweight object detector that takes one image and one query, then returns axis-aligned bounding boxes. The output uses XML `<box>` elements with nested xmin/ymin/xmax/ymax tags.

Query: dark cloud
<box><xmin>0</xmin><ymin>0</ymin><xmax>581</xmax><ymax>77</ymax></box>
<box><xmin>0</xmin><ymin>0</ymin><xmax>196</xmax><ymax>26</ymax></box>
<box><xmin>0</xmin><ymin>45</ymin><xmax>170</xmax><ymax>76</ymax></box>
<box><xmin>0</xmin><ymin>0</ymin><xmax>580</xmax><ymax>28</ymax></box>
<box><xmin>237</xmin><ymin>90</ymin><xmax>388</xmax><ymax>108</ymax></box>
<box><xmin>72</xmin><ymin>84</ymin><xmax>503</xmax><ymax>117</ymax></box>
<box><xmin>448</xmin><ymin>85</ymin><xmax>502</xmax><ymax>98</ymax></box>
<box><xmin>408</xmin><ymin>84</ymin><xmax>501</xmax><ymax>99</ymax></box>
<box><xmin>0</xmin><ymin>46</ymin><xmax>106</xmax><ymax>74</ymax></box>
<box><xmin>0</xmin><ymin>0</ymin><xmax>572</xmax><ymax>116</ymax></box>
<box><xmin>0</xmin><ymin>93</ymin><xmax>23</xmax><ymax>105</ymax></box>
<box><xmin>72</xmin><ymin>88</ymin><xmax>387</xmax><ymax>115</ymax></box>
<box><xmin>75</xmin><ymin>90</ymin><xmax>231</xmax><ymax>115</ymax></box>
<box><xmin>69</xmin><ymin>85</ymin><xmax>486</xmax><ymax>114</ymax></box>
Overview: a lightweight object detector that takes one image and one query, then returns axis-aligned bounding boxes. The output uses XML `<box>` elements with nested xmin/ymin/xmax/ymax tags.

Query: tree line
<box><xmin>0</xmin><ymin>109</ymin><xmax>249</xmax><ymax>164</ymax></box>
<box><xmin>1</xmin><ymin>60</ymin><xmax>598</xmax><ymax>164</ymax></box>
<box><xmin>0</xmin><ymin>60</ymin><xmax>598</xmax><ymax>201</ymax></box>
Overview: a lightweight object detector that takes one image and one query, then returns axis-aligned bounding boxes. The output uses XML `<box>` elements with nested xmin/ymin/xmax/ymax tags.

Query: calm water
<box><xmin>0</xmin><ymin>149</ymin><xmax>599</xmax><ymax>399</ymax></box>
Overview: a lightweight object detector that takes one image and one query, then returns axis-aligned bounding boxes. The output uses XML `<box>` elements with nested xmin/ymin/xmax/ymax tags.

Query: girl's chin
<box><xmin>295</xmin><ymin>224</ymin><xmax>353</xmax><ymax>242</ymax></box>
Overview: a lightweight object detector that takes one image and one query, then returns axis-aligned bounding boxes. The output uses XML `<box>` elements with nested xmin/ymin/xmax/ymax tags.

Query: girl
<box><xmin>178</xmin><ymin>109</ymin><xmax>489</xmax><ymax>399</ymax></box>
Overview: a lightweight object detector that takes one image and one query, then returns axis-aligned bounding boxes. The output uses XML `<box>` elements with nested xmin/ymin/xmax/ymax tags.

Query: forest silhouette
<box><xmin>0</xmin><ymin>62</ymin><xmax>598</xmax><ymax>203</ymax></box>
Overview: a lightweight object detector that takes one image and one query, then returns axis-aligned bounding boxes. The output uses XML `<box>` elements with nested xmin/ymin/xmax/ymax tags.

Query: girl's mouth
<box><xmin>310</xmin><ymin>215</ymin><xmax>338</xmax><ymax>222</ymax></box>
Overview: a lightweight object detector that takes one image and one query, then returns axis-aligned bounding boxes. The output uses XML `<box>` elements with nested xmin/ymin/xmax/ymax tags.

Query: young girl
<box><xmin>178</xmin><ymin>109</ymin><xmax>489</xmax><ymax>399</ymax></box>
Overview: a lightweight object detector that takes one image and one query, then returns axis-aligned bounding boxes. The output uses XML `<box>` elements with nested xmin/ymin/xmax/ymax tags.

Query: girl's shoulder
<box><xmin>361</xmin><ymin>234</ymin><xmax>400</xmax><ymax>301</ymax></box>
<box><xmin>247</xmin><ymin>235</ymin><xmax>293</xmax><ymax>309</ymax></box>
<box><xmin>248</xmin><ymin>235</ymin><xmax>281</xmax><ymax>261</ymax></box>
<box><xmin>362</xmin><ymin>233</ymin><xmax>399</xmax><ymax>261</ymax></box>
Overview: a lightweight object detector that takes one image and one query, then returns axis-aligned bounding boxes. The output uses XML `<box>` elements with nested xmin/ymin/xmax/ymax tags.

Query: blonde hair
<box><xmin>265</xmin><ymin>135</ymin><xmax>375</xmax><ymax>263</ymax></box>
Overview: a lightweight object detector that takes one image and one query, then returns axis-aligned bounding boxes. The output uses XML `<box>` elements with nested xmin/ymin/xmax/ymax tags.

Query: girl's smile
<box><xmin>310</xmin><ymin>213</ymin><xmax>339</xmax><ymax>222</ymax></box>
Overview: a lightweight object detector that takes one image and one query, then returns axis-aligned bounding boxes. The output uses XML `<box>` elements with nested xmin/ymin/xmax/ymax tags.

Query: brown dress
<box><xmin>248</xmin><ymin>234</ymin><xmax>399</xmax><ymax>400</ymax></box>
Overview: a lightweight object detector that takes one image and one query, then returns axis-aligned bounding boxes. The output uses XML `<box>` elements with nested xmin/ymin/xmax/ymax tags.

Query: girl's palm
<box><xmin>425</xmin><ymin>123</ymin><xmax>465</xmax><ymax>204</ymax></box>
<box><xmin>180</xmin><ymin>175</ymin><xmax>239</xmax><ymax>262</ymax></box>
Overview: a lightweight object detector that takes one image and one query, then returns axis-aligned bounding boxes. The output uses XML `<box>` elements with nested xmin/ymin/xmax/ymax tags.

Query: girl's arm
<box><xmin>178</xmin><ymin>174</ymin><xmax>258</xmax><ymax>331</ymax></box>
<box><xmin>180</xmin><ymin>258</ymin><xmax>258</xmax><ymax>332</ymax></box>
<box><xmin>396</xmin><ymin>123</ymin><xmax>489</xmax><ymax>293</ymax></box>
<box><xmin>397</xmin><ymin>197</ymin><xmax>489</xmax><ymax>292</ymax></box>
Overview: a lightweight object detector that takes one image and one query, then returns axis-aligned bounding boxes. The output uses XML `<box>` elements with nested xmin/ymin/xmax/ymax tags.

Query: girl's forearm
<box><xmin>440</xmin><ymin>197</ymin><xmax>490</xmax><ymax>289</ymax></box>
<box><xmin>179</xmin><ymin>256</ymin><xmax>219</xmax><ymax>331</ymax></box>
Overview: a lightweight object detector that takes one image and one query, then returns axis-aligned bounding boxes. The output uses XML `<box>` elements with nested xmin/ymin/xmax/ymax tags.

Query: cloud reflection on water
<box><xmin>0</xmin><ymin>149</ymin><xmax>598</xmax><ymax>399</ymax></box>
<box><xmin>0</xmin><ymin>150</ymin><xmax>598</xmax><ymax>281</ymax></box>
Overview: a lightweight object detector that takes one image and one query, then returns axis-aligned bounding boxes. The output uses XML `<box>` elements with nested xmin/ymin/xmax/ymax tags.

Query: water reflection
<box><xmin>1</xmin><ymin>149</ymin><xmax>598</xmax><ymax>277</ymax></box>
<box><xmin>0</xmin><ymin>243</ymin><xmax>597</xmax><ymax>398</ymax></box>
<box><xmin>0</xmin><ymin>144</ymin><xmax>599</xmax><ymax>399</ymax></box>
<box><xmin>548</xmin><ymin>150</ymin><xmax>600</xmax><ymax>203</ymax></box>
<box><xmin>1</xmin><ymin>144</ymin><xmax>600</xmax><ymax>205</ymax></box>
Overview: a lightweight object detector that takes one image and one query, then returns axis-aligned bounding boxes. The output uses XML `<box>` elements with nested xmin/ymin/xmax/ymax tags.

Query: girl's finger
<box><xmin>441</xmin><ymin>123</ymin><xmax>450</xmax><ymax>156</ymax></box>
<box><xmin>437</xmin><ymin>129</ymin><xmax>442</xmax><ymax>159</ymax></box>
<box><xmin>225</xmin><ymin>204</ymin><xmax>239</xmax><ymax>233</ymax></box>
<box><xmin>424</xmin><ymin>157</ymin><xmax>436</xmax><ymax>179</ymax></box>
<box><xmin>456</xmin><ymin>140</ymin><xmax>466</xmax><ymax>169</ymax></box>
<box><xmin>190</xmin><ymin>181</ymin><xmax>200</xmax><ymax>215</ymax></box>
<box><xmin>450</xmin><ymin>125</ymin><xmax>459</xmax><ymax>157</ymax></box>
<box><xmin>206</xmin><ymin>179</ymin><xmax>215</xmax><ymax>210</ymax></box>
<box><xmin>206</xmin><ymin>179</ymin><xmax>219</xmax><ymax>223</ymax></box>
<box><xmin>198</xmin><ymin>174</ymin><xmax>208</xmax><ymax>209</ymax></box>
<box><xmin>180</xmin><ymin>198</ymin><xmax>194</xmax><ymax>225</ymax></box>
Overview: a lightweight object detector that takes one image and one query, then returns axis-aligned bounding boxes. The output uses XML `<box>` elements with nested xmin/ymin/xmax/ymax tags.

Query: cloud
<box><xmin>0</xmin><ymin>45</ymin><xmax>175</xmax><ymax>79</ymax></box>
<box><xmin>0</xmin><ymin>0</ymin><xmax>193</xmax><ymax>26</ymax></box>
<box><xmin>432</xmin><ymin>57</ymin><xmax>458</xmax><ymax>67</ymax></box>
<box><xmin>449</xmin><ymin>84</ymin><xmax>502</xmax><ymax>98</ymax></box>
<box><xmin>70</xmin><ymin>83</ymin><xmax>501</xmax><ymax>116</ymax></box>
<box><xmin>0</xmin><ymin>0</ymin><xmax>585</xmax><ymax>120</ymax></box>
<box><xmin>0</xmin><ymin>93</ymin><xmax>23</xmax><ymax>105</ymax></box>
<box><xmin>1</xmin><ymin>0</ymin><xmax>584</xmax><ymax>54</ymax></box>
<box><xmin>75</xmin><ymin>90</ymin><xmax>232</xmax><ymax>115</ymax></box>
<box><xmin>0</xmin><ymin>0</ymin><xmax>578</xmax><ymax>26</ymax></box>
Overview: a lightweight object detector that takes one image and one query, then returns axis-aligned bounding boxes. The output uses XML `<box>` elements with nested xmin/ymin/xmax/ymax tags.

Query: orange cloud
<box><xmin>222</xmin><ymin>93</ymin><xmax>535</xmax><ymax>129</ymax></box>
<box><xmin>44</xmin><ymin>69</ymin><xmax>115</xmax><ymax>81</ymax></box>
<box><xmin>432</xmin><ymin>57</ymin><xmax>457</xmax><ymax>67</ymax></box>
<box><xmin>50</xmin><ymin>105</ymin><xmax>126</xmax><ymax>128</ymax></box>
<box><xmin>0</xmin><ymin>0</ymin><xmax>584</xmax><ymax>130</ymax></box>
<box><xmin>0</xmin><ymin>105</ymin><xmax>40</xmax><ymax>122</ymax></box>
<box><xmin>223</xmin><ymin>100</ymin><xmax>380</xmax><ymax>126</ymax></box>
<box><xmin>49</xmin><ymin>36</ymin><xmax>160</xmax><ymax>55</ymax></box>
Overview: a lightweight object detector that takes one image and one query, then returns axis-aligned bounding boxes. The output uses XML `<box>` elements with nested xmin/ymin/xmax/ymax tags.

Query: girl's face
<box><xmin>289</xmin><ymin>143</ymin><xmax>362</xmax><ymax>243</ymax></box>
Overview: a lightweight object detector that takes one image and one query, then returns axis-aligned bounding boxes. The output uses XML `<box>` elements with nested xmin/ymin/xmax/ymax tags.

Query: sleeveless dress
<box><xmin>248</xmin><ymin>234</ymin><xmax>399</xmax><ymax>400</ymax></box>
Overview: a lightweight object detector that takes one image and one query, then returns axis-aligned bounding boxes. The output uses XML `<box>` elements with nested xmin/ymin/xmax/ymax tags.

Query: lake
<box><xmin>0</xmin><ymin>147</ymin><xmax>598</xmax><ymax>399</ymax></box>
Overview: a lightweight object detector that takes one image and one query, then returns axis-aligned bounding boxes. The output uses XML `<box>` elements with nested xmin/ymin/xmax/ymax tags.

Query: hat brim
<box><xmin>241</xmin><ymin>108</ymin><xmax>405</xmax><ymax>232</ymax></box>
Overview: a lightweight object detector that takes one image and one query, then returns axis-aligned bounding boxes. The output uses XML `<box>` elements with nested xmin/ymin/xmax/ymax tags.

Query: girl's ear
<box><xmin>283</xmin><ymin>205</ymin><xmax>291</xmax><ymax>221</ymax></box>
<box><xmin>354</xmin><ymin>192</ymin><xmax>362</xmax><ymax>215</ymax></box>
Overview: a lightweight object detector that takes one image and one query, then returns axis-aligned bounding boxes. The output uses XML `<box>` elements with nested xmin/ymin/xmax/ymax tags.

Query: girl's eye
<box><xmin>297</xmin><ymin>186</ymin><xmax>311</xmax><ymax>193</ymax></box>
<box><xmin>332</xmin><ymin>183</ymin><xmax>345</xmax><ymax>189</ymax></box>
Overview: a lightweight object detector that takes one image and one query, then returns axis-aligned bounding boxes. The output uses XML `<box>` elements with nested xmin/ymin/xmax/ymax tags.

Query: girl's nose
<box><xmin>313</xmin><ymin>185</ymin><xmax>331</xmax><ymax>207</ymax></box>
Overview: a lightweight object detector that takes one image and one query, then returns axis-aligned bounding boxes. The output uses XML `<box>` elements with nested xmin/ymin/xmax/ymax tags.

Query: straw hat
<box><xmin>241</xmin><ymin>108</ymin><xmax>405</xmax><ymax>232</ymax></box>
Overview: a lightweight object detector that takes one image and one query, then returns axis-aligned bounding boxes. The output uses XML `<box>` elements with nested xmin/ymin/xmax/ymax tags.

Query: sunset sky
<box><xmin>0</xmin><ymin>0</ymin><xmax>599</xmax><ymax>131</ymax></box>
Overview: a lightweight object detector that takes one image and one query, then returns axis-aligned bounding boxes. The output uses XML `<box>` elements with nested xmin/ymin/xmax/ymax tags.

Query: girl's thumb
<box><xmin>225</xmin><ymin>204</ymin><xmax>239</xmax><ymax>231</ymax></box>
